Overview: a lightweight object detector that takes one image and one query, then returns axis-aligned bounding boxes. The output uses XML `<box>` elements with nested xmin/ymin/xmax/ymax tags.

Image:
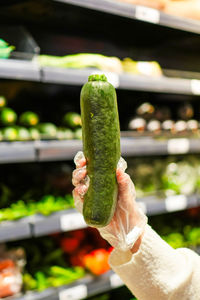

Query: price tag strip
<box><xmin>60</xmin><ymin>212</ymin><xmax>87</xmax><ymax>231</ymax></box>
<box><xmin>167</xmin><ymin>138</ymin><xmax>190</xmax><ymax>154</ymax></box>
<box><xmin>165</xmin><ymin>195</ymin><xmax>187</xmax><ymax>212</ymax></box>
<box><xmin>191</xmin><ymin>79</ymin><xmax>200</xmax><ymax>95</ymax></box>
<box><xmin>135</xmin><ymin>6</ymin><xmax>160</xmax><ymax>24</ymax></box>
<box><xmin>59</xmin><ymin>285</ymin><xmax>87</xmax><ymax>300</ymax></box>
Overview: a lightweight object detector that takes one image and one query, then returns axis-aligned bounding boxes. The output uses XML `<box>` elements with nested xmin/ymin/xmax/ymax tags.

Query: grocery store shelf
<box><xmin>41</xmin><ymin>67</ymin><xmax>200</xmax><ymax>95</ymax></box>
<box><xmin>1</xmin><ymin>60</ymin><xmax>200</xmax><ymax>95</ymax></box>
<box><xmin>1</xmin><ymin>137</ymin><xmax>200</xmax><ymax>164</ymax></box>
<box><xmin>0</xmin><ymin>217</ymin><xmax>31</xmax><ymax>243</ymax></box>
<box><xmin>54</xmin><ymin>0</ymin><xmax>200</xmax><ymax>34</ymax></box>
<box><xmin>0</xmin><ymin>141</ymin><xmax>36</xmax><ymax>163</ymax></box>
<box><xmin>8</xmin><ymin>270</ymin><xmax>123</xmax><ymax>300</ymax></box>
<box><xmin>1</xmin><ymin>195</ymin><xmax>200</xmax><ymax>243</ymax></box>
<box><xmin>32</xmin><ymin>209</ymin><xmax>87</xmax><ymax>237</ymax></box>
<box><xmin>138</xmin><ymin>194</ymin><xmax>199</xmax><ymax>216</ymax></box>
<box><xmin>0</xmin><ymin>59</ymin><xmax>40</xmax><ymax>81</ymax></box>
<box><xmin>36</xmin><ymin>140</ymin><xmax>82</xmax><ymax>161</ymax></box>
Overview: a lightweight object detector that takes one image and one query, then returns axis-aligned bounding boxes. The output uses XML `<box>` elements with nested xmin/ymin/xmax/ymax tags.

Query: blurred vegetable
<box><xmin>3</xmin><ymin>127</ymin><xmax>18</xmax><ymax>141</ymax></box>
<box><xmin>19</xmin><ymin>111</ymin><xmax>39</xmax><ymax>127</ymax></box>
<box><xmin>63</xmin><ymin>112</ymin><xmax>81</xmax><ymax>128</ymax></box>
<box><xmin>38</xmin><ymin>53</ymin><xmax>123</xmax><ymax>74</ymax></box>
<box><xmin>83</xmin><ymin>248</ymin><xmax>110</xmax><ymax>275</ymax></box>
<box><xmin>0</xmin><ymin>108</ymin><xmax>17</xmax><ymax>125</ymax></box>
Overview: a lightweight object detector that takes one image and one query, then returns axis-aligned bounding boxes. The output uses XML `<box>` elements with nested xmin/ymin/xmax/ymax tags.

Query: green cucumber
<box><xmin>19</xmin><ymin>111</ymin><xmax>39</xmax><ymax>127</ymax></box>
<box><xmin>80</xmin><ymin>74</ymin><xmax>121</xmax><ymax>227</ymax></box>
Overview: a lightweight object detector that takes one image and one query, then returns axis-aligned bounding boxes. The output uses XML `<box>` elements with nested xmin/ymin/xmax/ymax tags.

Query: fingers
<box><xmin>117</xmin><ymin>157</ymin><xmax>127</xmax><ymax>172</ymax></box>
<box><xmin>116</xmin><ymin>168</ymin><xmax>136</xmax><ymax>198</ymax></box>
<box><xmin>72</xmin><ymin>167</ymin><xmax>87</xmax><ymax>186</ymax></box>
<box><xmin>74</xmin><ymin>151</ymin><xmax>86</xmax><ymax>168</ymax></box>
<box><xmin>73</xmin><ymin>183</ymin><xmax>88</xmax><ymax>199</ymax></box>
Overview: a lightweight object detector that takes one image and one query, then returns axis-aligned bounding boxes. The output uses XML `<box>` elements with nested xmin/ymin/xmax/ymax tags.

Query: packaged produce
<box><xmin>0</xmin><ymin>247</ymin><xmax>25</xmax><ymax>298</ymax></box>
<box><xmin>38</xmin><ymin>53</ymin><xmax>123</xmax><ymax>74</ymax></box>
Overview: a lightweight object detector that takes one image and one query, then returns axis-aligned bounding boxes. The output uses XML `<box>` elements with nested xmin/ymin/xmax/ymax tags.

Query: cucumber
<box><xmin>0</xmin><ymin>108</ymin><xmax>17</xmax><ymax>125</ymax></box>
<box><xmin>80</xmin><ymin>74</ymin><xmax>121</xmax><ymax>227</ymax></box>
<box><xmin>63</xmin><ymin>112</ymin><xmax>82</xmax><ymax>128</ymax></box>
<box><xmin>19</xmin><ymin>111</ymin><xmax>39</xmax><ymax>127</ymax></box>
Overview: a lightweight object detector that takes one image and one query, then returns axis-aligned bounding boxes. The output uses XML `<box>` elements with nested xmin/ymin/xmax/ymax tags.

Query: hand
<box><xmin>72</xmin><ymin>151</ymin><xmax>147</xmax><ymax>252</ymax></box>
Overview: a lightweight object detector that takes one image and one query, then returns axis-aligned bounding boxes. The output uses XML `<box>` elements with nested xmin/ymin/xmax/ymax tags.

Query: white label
<box><xmin>165</xmin><ymin>195</ymin><xmax>187</xmax><ymax>212</ymax></box>
<box><xmin>167</xmin><ymin>138</ymin><xmax>189</xmax><ymax>154</ymax></box>
<box><xmin>60</xmin><ymin>213</ymin><xmax>87</xmax><ymax>231</ymax></box>
<box><xmin>191</xmin><ymin>79</ymin><xmax>200</xmax><ymax>95</ymax></box>
<box><xmin>91</xmin><ymin>70</ymin><xmax>119</xmax><ymax>88</ymax></box>
<box><xmin>59</xmin><ymin>285</ymin><xmax>87</xmax><ymax>300</ymax></box>
<box><xmin>110</xmin><ymin>273</ymin><xmax>124</xmax><ymax>288</ymax></box>
<box><xmin>135</xmin><ymin>6</ymin><xmax>160</xmax><ymax>24</ymax></box>
<box><xmin>137</xmin><ymin>201</ymin><xmax>147</xmax><ymax>214</ymax></box>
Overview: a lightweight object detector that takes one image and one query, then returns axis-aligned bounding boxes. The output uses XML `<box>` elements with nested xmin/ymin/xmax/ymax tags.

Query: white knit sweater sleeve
<box><xmin>109</xmin><ymin>224</ymin><xmax>200</xmax><ymax>300</ymax></box>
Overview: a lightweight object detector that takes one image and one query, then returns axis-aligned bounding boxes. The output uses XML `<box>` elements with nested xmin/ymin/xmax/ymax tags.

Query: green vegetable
<box><xmin>80</xmin><ymin>74</ymin><xmax>121</xmax><ymax>227</ymax></box>
<box><xmin>17</xmin><ymin>127</ymin><xmax>30</xmax><ymax>141</ymax></box>
<box><xmin>0</xmin><ymin>108</ymin><xmax>17</xmax><ymax>125</ymax></box>
<box><xmin>74</xmin><ymin>128</ymin><xmax>82</xmax><ymax>140</ymax></box>
<box><xmin>38</xmin><ymin>53</ymin><xmax>122</xmax><ymax>73</ymax></box>
<box><xmin>29</xmin><ymin>128</ymin><xmax>40</xmax><ymax>140</ymax></box>
<box><xmin>63</xmin><ymin>112</ymin><xmax>81</xmax><ymax>128</ymax></box>
<box><xmin>38</xmin><ymin>123</ymin><xmax>57</xmax><ymax>138</ymax></box>
<box><xmin>3</xmin><ymin>127</ymin><xmax>18</xmax><ymax>141</ymax></box>
<box><xmin>0</xmin><ymin>96</ymin><xmax>6</xmax><ymax>108</ymax></box>
<box><xmin>19</xmin><ymin>111</ymin><xmax>39</xmax><ymax>127</ymax></box>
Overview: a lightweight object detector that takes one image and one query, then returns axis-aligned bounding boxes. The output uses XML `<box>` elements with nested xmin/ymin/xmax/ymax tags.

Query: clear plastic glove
<box><xmin>72</xmin><ymin>151</ymin><xmax>147</xmax><ymax>252</ymax></box>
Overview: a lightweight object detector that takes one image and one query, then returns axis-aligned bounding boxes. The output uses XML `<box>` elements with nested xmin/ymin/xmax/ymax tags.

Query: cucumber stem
<box><xmin>88</xmin><ymin>74</ymin><xmax>107</xmax><ymax>82</ymax></box>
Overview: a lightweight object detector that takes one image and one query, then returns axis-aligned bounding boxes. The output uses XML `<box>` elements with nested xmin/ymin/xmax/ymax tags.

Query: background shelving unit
<box><xmin>1</xmin><ymin>0</ymin><xmax>200</xmax><ymax>299</ymax></box>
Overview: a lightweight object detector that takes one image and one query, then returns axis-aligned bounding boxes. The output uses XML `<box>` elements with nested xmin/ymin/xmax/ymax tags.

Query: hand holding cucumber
<box><xmin>73</xmin><ymin>75</ymin><xmax>147</xmax><ymax>252</ymax></box>
<box><xmin>72</xmin><ymin>151</ymin><xmax>147</xmax><ymax>252</ymax></box>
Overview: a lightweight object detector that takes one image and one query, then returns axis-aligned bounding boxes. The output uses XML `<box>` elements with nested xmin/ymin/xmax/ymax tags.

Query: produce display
<box><xmin>0</xmin><ymin>195</ymin><xmax>74</xmax><ymax>222</ymax></box>
<box><xmin>0</xmin><ymin>162</ymin><xmax>74</xmax><ymax>222</ymax></box>
<box><xmin>0</xmin><ymin>97</ymin><xmax>82</xmax><ymax>142</ymax></box>
<box><xmin>0</xmin><ymin>39</ymin><xmax>15</xmax><ymax>59</ymax></box>
<box><xmin>38</xmin><ymin>53</ymin><xmax>162</xmax><ymax>77</ymax></box>
<box><xmin>1</xmin><ymin>209</ymin><xmax>200</xmax><ymax>298</ymax></box>
<box><xmin>127</xmin><ymin>155</ymin><xmax>200</xmax><ymax>197</ymax></box>
<box><xmin>81</xmin><ymin>74</ymin><xmax>121</xmax><ymax>227</ymax></box>
<box><xmin>127</xmin><ymin>102</ymin><xmax>200</xmax><ymax>137</ymax></box>
<box><xmin>6</xmin><ymin>227</ymin><xmax>112</xmax><ymax>294</ymax></box>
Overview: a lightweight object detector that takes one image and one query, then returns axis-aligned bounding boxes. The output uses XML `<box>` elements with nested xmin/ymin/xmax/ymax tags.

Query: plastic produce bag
<box><xmin>73</xmin><ymin>151</ymin><xmax>147</xmax><ymax>252</ymax></box>
<box><xmin>0</xmin><ymin>246</ymin><xmax>25</xmax><ymax>298</ymax></box>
